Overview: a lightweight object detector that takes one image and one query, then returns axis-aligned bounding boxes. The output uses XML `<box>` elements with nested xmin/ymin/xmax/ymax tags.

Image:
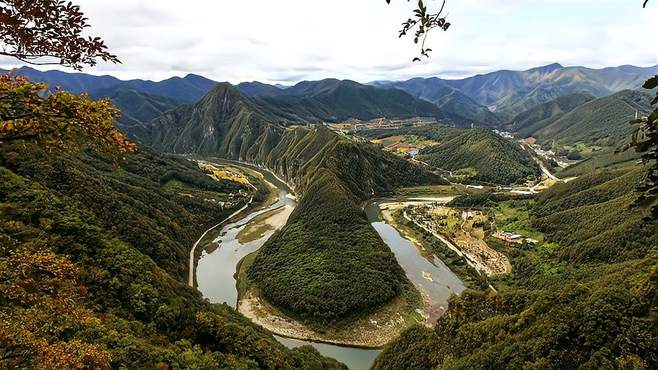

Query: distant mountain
<box><xmin>509</xmin><ymin>92</ymin><xmax>596</xmax><ymax>134</ymax></box>
<box><xmin>7</xmin><ymin>66</ymin><xmax>217</xmax><ymax>103</ymax></box>
<box><xmin>417</xmin><ymin>127</ymin><xmax>540</xmax><ymax>184</ymax></box>
<box><xmin>239</xmin><ymin>78</ymin><xmax>454</xmax><ymax>124</ymax></box>
<box><xmin>236</xmin><ymin>81</ymin><xmax>285</xmax><ymax>97</ymax></box>
<box><xmin>519</xmin><ymin>89</ymin><xmax>653</xmax><ymax>148</ymax></box>
<box><xmin>380</xmin><ymin>63</ymin><xmax>658</xmax><ymax>121</ymax></box>
<box><xmin>379</xmin><ymin>78</ymin><xmax>503</xmax><ymax>126</ymax></box>
<box><xmin>92</xmin><ymin>86</ymin><xmax>183</xmax><ymax>141</ymax></box>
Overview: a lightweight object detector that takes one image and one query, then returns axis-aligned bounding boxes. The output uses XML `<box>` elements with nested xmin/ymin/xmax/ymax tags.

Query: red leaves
<box><xmin>0</xmin><ymin>0</ymin><xmax>120</xmax><ymax>70</ymax></box>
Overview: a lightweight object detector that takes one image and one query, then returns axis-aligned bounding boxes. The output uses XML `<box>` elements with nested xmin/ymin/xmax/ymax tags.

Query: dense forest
<box><xmin>0</xmin><ymin>144</ymin><xmax>346</xmax><ymax>369</ymax></box>
<box><xmin>417</xmin><ymin>128</ymin><xmax>539</xmax><ymax>184</ymax></box>
<box><xmin>373</xmin><ymin>164</ymin><xmax>657</xmax><ymax>369</ymax></box>
<box><xmin>247</xmin><ymin>125</ymin><xmax>443</xmax><ymax>323</ymax></box>
<box><xmin>358</xmin><ymin>125</ymin><xmax>539</xmax><ymax>184</ymax></box>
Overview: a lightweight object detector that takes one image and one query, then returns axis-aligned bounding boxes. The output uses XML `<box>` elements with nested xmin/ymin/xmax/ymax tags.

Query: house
<box><xmin>494</xmin><ymin>231</ymin><xmax>524</xmax><ymax>244</ymax></box>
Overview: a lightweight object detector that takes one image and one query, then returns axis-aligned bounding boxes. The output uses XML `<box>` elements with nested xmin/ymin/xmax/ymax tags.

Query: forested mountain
<box><xmin>145</xmin><ymin>81</ymin><xmax>455</xmax><ymax>157</ymax></box>
<box><xmin>379</xmin><ymin>63</ymin><xmax>658</xmax><ymax>120</ymax></box>
<box><xmin>146</xmin><ymin>83</ymin><xmax>280</xmax><ymax>156</ymax></box>
<box><xmin>374</xmin><ymin>165</ymin><xmax>657</xmax><ymax>369</ymax></box>
<box><xmin>0</xmin><ymin>145</ymin><xmax>345</xmax><ymax>369</ymax></box>
<box><xmin>7</xmin><ymin>66</ymin><xmax>217</xmax><ymax>103</ymax></box>
<box><xmin>253</xmin><ymin>79</ymin><xmax>451</xmax><ymax>123</ymax></box>
<box><xmin>143</xmin><ymin>82</ymin><xmax>444</xmax><ymax>323</ymax></box>
<box><xmin>415</xmin><ymin>127</ymin><xmax>540</xmax><ymax>184</ymax></box>
<box><xmin>237</xmin><ymin>81</ymin><xmax>286</xmax><ymax>97</ymax></box>
<box><xmin>508</xmin><ymin>92</ymin><xmax>595</xmax><ymax>133</ymax></box>
<box><xmin>519</xmin><ymin>89</ymin><xmax>654</xmax><ymax>148</ymax></box>
<box><xmin>90</xmin><ymin>86</ymin><xmax>183</xmax><ymax>141</ymax></box>
<box><xmin>379</xmin><ymin>78</ymin><xmax>503</xmax><ymax>126</ymax></box>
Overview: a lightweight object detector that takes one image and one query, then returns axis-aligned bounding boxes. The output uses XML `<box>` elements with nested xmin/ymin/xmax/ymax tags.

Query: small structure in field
<box><xmin>494</xmin><ymin>231</ymin><xmax>524</xmax><ymax>244</ymax></box>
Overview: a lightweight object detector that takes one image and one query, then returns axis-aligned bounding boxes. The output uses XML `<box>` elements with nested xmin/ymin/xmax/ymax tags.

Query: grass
<box><xmin>371</xmin><ymin>135</ymin><xmax>439</xmax><ymax>156</ymax></box>
<box><xmin>235</xmin><ymin>251</ymin><xmax>259</xmax><ymax>301</ymax></box>
<box><xmin>494</xmin><ymin>200</ymin><xmax>546</xmax><ymax>243</ymax></box>
<box><xmin>237</xmin><ymin>207</ymin><xmax>287</xmax><ymax>243</ymax></box>
<box><xmin>394</xmin><ymin>184</ymin><xmax>473</xmax><ymax>198</ymax></box>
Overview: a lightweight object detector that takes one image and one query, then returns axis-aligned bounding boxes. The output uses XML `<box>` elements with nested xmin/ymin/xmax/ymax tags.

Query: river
<box><xmin>195</xmin><ymin>161</ymin><xmax>464</xmax><ymax>370</ymax></box>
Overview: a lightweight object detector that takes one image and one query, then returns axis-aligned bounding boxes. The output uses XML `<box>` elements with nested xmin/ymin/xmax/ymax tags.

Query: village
<box><xmin>404</xmin><ymin>204</ymin><xmax>512</xmax><ymax>276</ymax></box>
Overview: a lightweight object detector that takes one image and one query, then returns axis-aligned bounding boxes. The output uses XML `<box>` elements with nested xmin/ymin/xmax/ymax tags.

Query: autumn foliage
<box><xmin>0</xmin><ymin>0</ymin><xmax>119</xmax><ymax>70</ymax></box>
<box><xmin>0</xmin><ymin>74</ymin><xmax>135</xmax><ymax>153</ymax></box>
<box><xmin>0</xmin><ymin>247</ymin><xmax>112</xmax><ymax>369</ymax></box>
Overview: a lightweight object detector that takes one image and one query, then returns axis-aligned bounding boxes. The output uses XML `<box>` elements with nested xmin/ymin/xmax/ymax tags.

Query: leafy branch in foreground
<box><xmin>387</xmin><ymin>0</ymin><xmax>451</xmax><ymax>62</ymax></box>
<box><xmin>0</xmin><ymin>75</ymin><xmax>135</xmax><ymax>153</ymax></box>
<box><xmin>619</xmin><ymin>75</ymin><xmax>658</xmax><ymax>217</ymax></box>
<box><xmin>0</xmin><ymin>0</ymin><xmax>120</xmax><ymax>70</ymax></box>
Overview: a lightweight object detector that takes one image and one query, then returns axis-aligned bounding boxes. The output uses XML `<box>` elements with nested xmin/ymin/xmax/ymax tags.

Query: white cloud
<box><xmin>1</xmin><ymin>0</ymin><xmax>656</xmax><ymax>83</ymax></box>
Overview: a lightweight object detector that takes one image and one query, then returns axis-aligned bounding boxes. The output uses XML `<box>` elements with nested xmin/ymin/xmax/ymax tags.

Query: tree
<box><xmin>0</xmin><ymin>1</ymin><xmax>133</xmax><ymax>153</ymax></box>
<box><xmin>0</xmin><ymin>0</ymin><xmax>119</xmax><ymax>70</ymax></box>
<box><xmin>622</xmin><ymin>76</ymin><xmax>658</xmax><ymax>217</ymax></box>
<box><xmin>387</xmin><ymin>0</ymin><xmax>450</xmax><ymax>62</ymax></box>
<box><xmin>0</xmin><ymin>74</ymin><xmax>135</xmax><ymax>153</ymax></box>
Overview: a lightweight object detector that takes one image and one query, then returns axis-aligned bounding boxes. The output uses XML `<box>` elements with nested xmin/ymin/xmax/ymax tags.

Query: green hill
<box><xmin>0</xmin><ymin>145</ymin><xmax>345</xmax><ymax>369</ymax></box>
<box><xmin>255</xmin><ymin>79</ymin><xmax>449</xmax><ymax>123</ymax></box>
<box><xmin>509</xmin><ymin>92</ymin><xmax>595</xmax><ymax>134</ymax></box>
<box><xmin>373</xmin><ymin>165</ymin><xmax>657</xmax><ymax>369</ymax></box>
<box><xmin>518</xmin><ymin>90</ymin><xmax>653</xmax><ymax>148</ymax></box>
<box><xmin>145</xmin><ymin>84</ymin><xmax>444</xmax><ymax>323</ymax></box>
<box><xmin>247</xmin><ymin>126</ymin><xmax>442</xmax><ymax>321</ymax></box>
<box><xmin>417</xmin><ymin>128</ymin><xmax>540</xmax><ymax>184</ymax></box>
<box><xmin>91</xmin><ymin>86</ymin><xmax>183</xmax><ymax>141</ymax></box>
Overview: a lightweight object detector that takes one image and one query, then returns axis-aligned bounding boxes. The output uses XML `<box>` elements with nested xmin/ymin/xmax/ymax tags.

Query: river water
<box><xmin>196</xmin><ymin>161</ymin><xmax>464</xmax><ymax>370</ymax></box>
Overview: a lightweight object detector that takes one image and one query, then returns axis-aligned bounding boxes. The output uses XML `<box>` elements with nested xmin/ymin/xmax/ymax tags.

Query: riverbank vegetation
<box><xmin>388</xmin><ymin>210</ymin><xmax>490</xmax><ymax>290</ymax></box>
<box><xmin>242</xmin><ymin>125</ymin><xmax>444</xmax><ymax>325</ymax></box>
<box><xmin>237</xmin><ymin>249</ymin><xmax>424</xmax><ymax>347</ymax></box>
<box><xmin>373</xmin><ymin>164</ymin><xmax>657</xmax><ymax>369</ymax></box>
<box><xmin>0</xmin><ymin>144</ymin><xmax>345</xmax><ymax>369</ymax></box>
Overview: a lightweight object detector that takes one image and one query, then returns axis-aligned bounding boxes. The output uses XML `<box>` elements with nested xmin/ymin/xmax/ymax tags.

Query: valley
<box><xmin>2</xmin><ymin>59</ymin><xmax>656</xmax><ymax>370</ymax></box>
<box><xmin>192</xmin><ymin>160</ymin><xmax>469</xmax><ymax>369</ymax></box>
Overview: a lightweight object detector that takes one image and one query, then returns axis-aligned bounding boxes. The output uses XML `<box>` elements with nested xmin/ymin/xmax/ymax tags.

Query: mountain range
<box><xmin>375</xmin><ymin>63</ymin><xmax>658</xmax><ymax>122</ymax></box>
<box><xmin>7</xmin><ymin>63</ymin><xmax>657</xmax><ymax>131</ymax></box>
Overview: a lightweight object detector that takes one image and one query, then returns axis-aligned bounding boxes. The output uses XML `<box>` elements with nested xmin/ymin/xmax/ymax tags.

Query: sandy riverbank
<box><xmin>238</xmin><ymin>284</ymin><xmax>423</xmax><ymax>348</ymax></box>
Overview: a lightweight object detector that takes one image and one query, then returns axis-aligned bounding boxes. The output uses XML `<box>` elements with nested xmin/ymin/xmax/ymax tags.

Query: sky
<box><xmin>1</xmin><ymin>0</ymin><xmax>657</xmax><ymax>84</ymax></box>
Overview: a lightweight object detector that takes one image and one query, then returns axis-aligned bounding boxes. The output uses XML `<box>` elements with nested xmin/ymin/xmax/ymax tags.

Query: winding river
<box><xmin>195</xmin><ymin>161</ymin><xmax>465</xmax><ymax>370</ymax></box>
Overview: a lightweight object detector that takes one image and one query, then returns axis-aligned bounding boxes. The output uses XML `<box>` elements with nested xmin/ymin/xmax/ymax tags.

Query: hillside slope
<box><xmin>417</xmin><ymin>128</ymin><xmax>540</xmax><ymax>184</ymax></box>
<box><xmin>509</xmin><ymin>92</ymin><xmax>595</xmax><ymax>134</ymax></box>
<box><xmin>145</xmin><ymin>84</ymin><xmax>444</xmax><ymax>323</ymax></box>
<box><xmin>0</xmin><ymin>145</ymin><xmax>345</xmax><ymax>369</ymax></box>
<box><xmin>373</xmin><ymin>165</ymin><xmax>657</xmax><ymax>369</ymax></box>
<box><xmin>523</xmin><ymin>90</ymin><xmax>653</xmax><ymax>148</ymax></box>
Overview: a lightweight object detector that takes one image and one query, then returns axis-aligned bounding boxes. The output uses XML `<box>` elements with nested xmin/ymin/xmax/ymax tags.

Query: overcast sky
<box><xmin>1</xmin><ymin>0</ymin><xmax>657</xmax><ymax>84</ymax></box>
